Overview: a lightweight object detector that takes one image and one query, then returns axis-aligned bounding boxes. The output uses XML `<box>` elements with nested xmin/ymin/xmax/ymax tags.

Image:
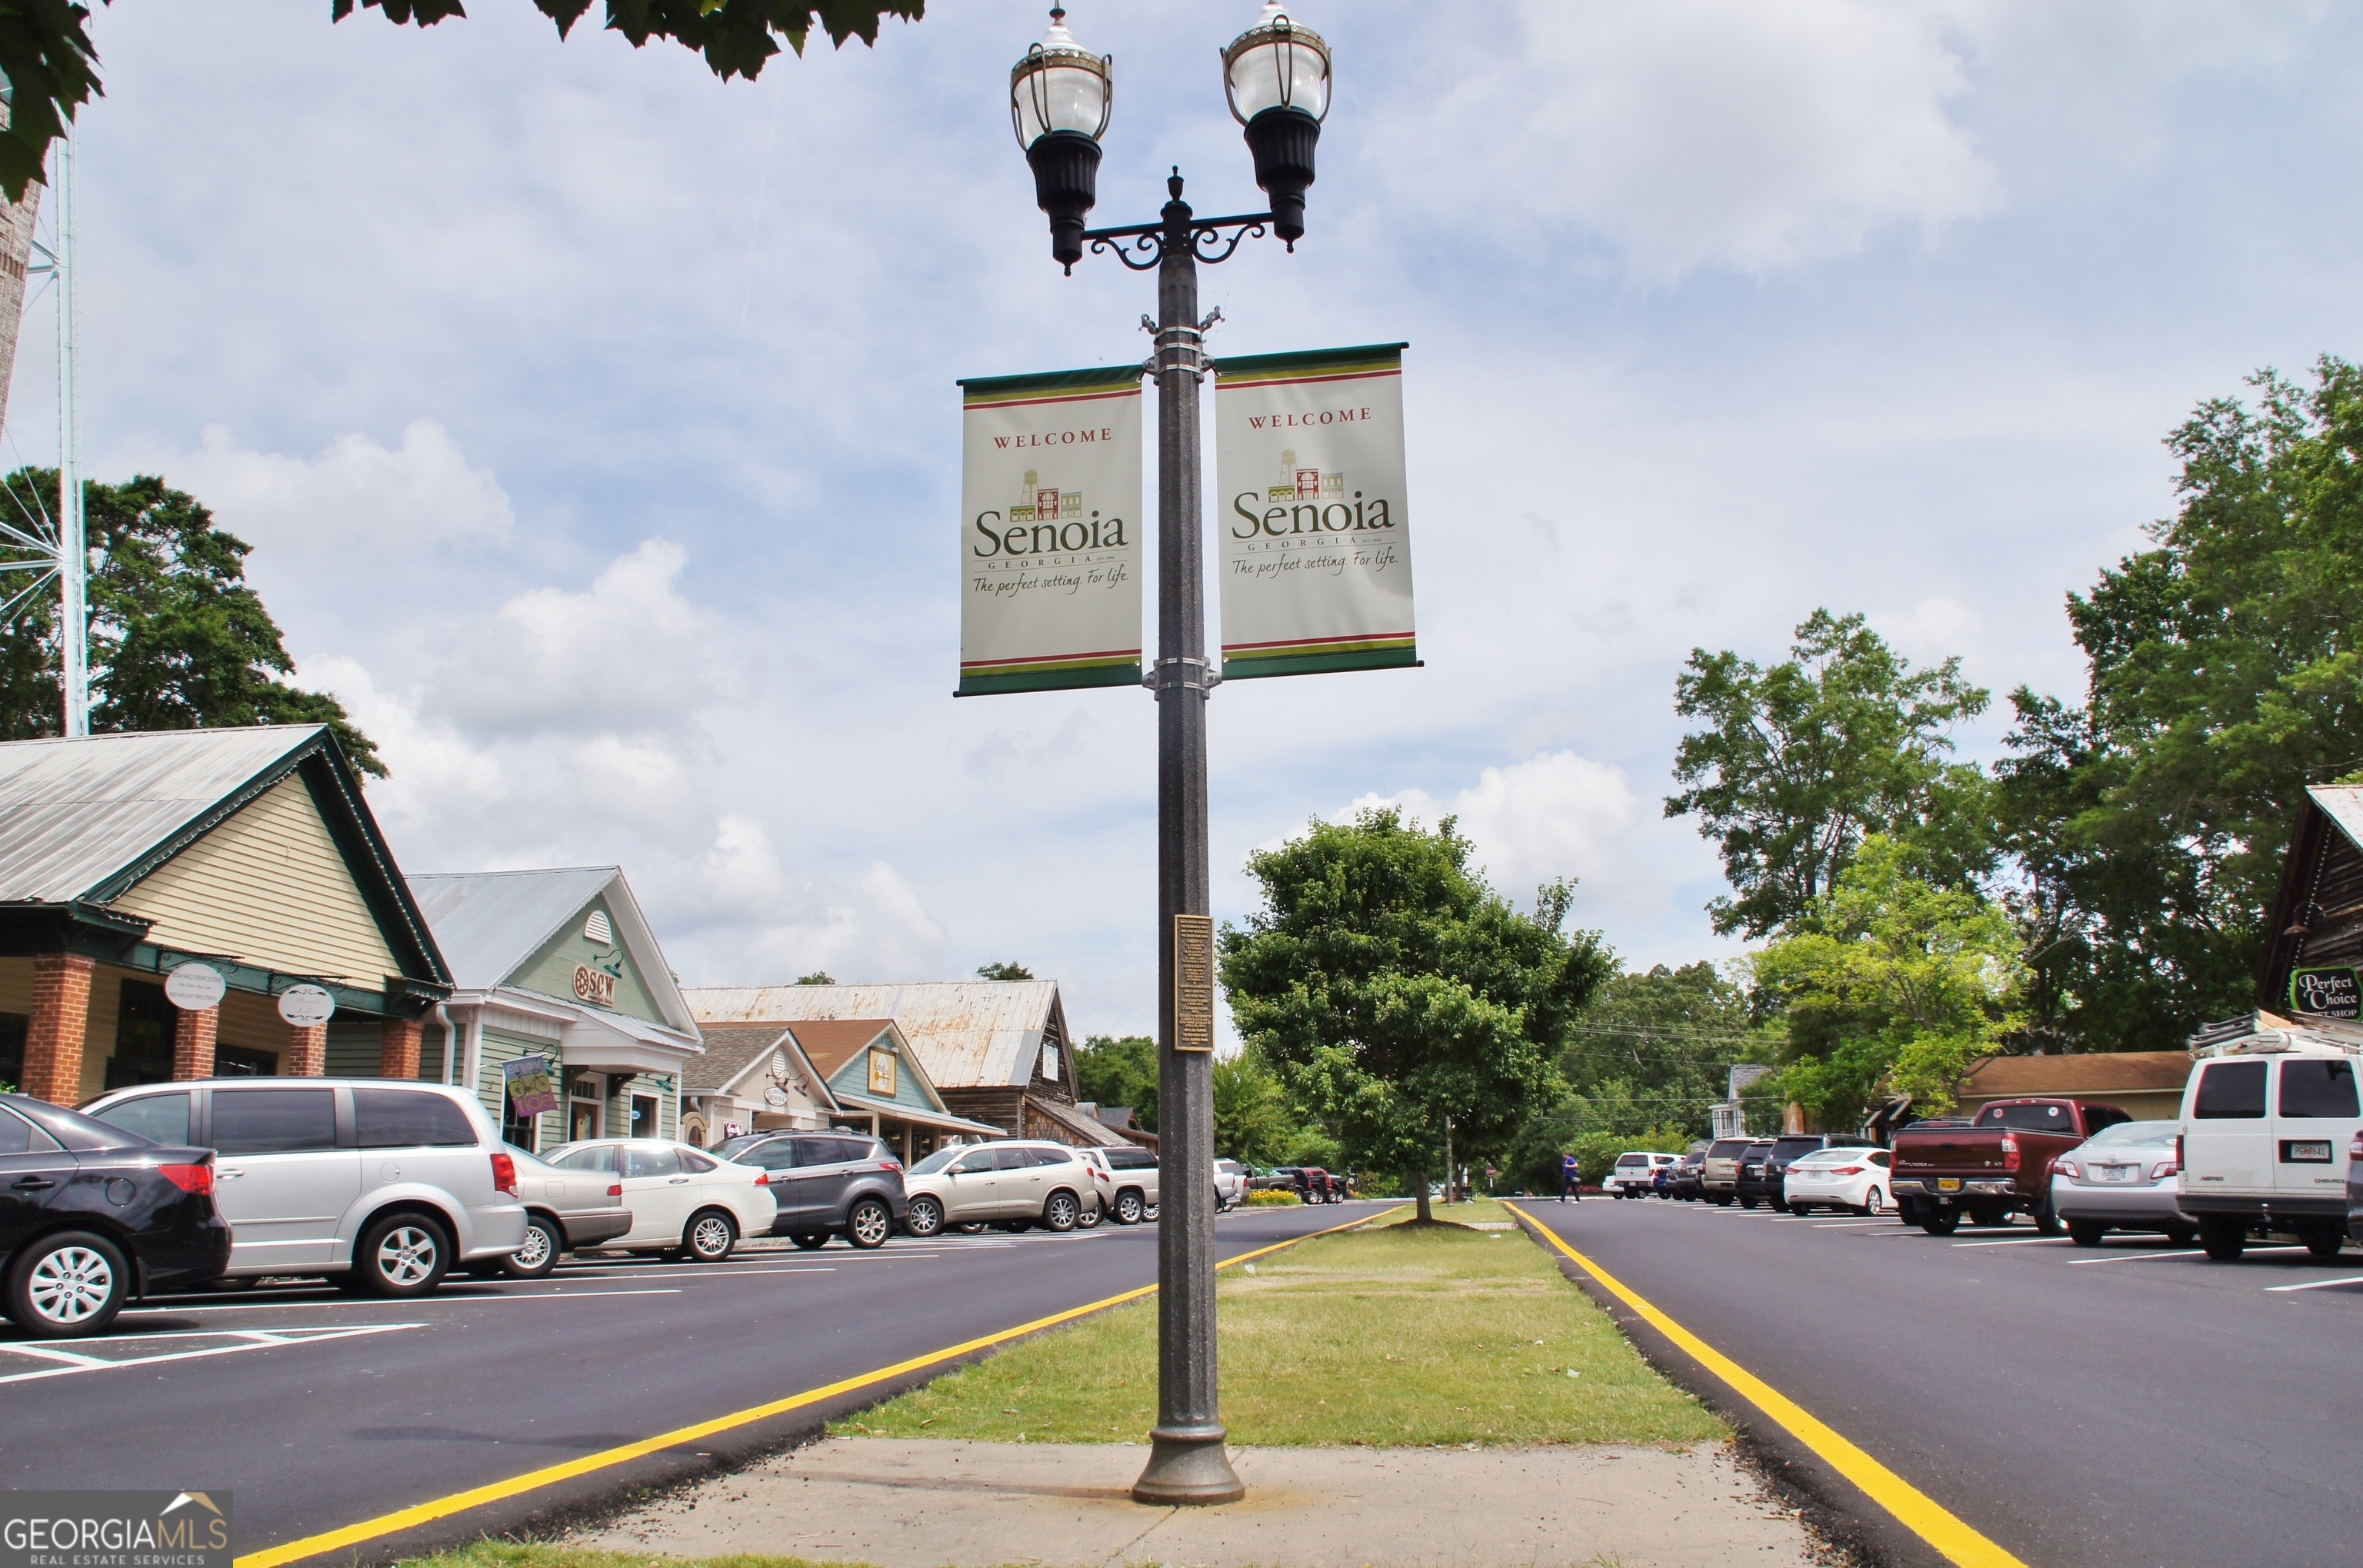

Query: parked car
<box><xmin>2178</xmin><ymin>1031</ymin><xmax>2359</xmax><ymax>1261</ymax></box>
<box><xmin>481</xmin><ymin>1147</ymin><xmax>632</xmax><ymax>1278</ymax></box>
<box><xmin>2</xmin><ymin>1092</ymin><xmax>231</xmax><ymax>1337</ymax></box>
<box><xmin>901</xmin><ymin>1140</ymin><xmax>1102</xmax><ymax>1235</ymax></box>
<box><xmin>1756</xmin><ymin>1134</ymin><xmax>1879</xmax><ymax>1213</ymax></box>
<box><xmin>1733</xmin><ymin>1140</ymin><xmax>1780</xmax><ymax>1209</ymax></box>
<box><xmin>1296</xmin><ymin>1166</ymin><xmax>1342</xmax><ymax>1204</ymax></box>
<box><xmin>713</xmin><ymin>1130</ymin><xmax>908</xmax><ymax>1249</ymax></box>
<box><xmin>1096</xmin><ymin>1144</ymin><xmax>1162</xmax><ymax>1222</ymax></box>
<box><xmin>84</xmin><ymin>1077</ymin><xmax>528</xmax><ymax>1296</ymax></box>
<box><xmin>1700</xmin><ymin>1137</ymin><xmax>1754</xmax><ymax>1205</ymax></box>
<box><xmin>2049</xmin><ymin>1119</ymin><xmax>2195</xmax><ymax>1248</ymax></box>
<box><xmin>1605</xmin><ymin>1152</ymin><xmax>1678</xmax><ymax>1197</ymax></box>
<box><xmin>1214</xmin><ymin>1159</ymin><xmax>1249</xmax><ymax>1211</ymax></box>
<box><xmin>544</xmin><ymin>1138</ymin><xmax>775</xmax><ymax>1261</ymax></box>
<box><xmin>1781</xmin><ymin>1146</ymin><xmax>1895</xmax><ymax>1216</ymax></box>
<box><xmin>1669</xmin><ymin>1142</ymin><xmax>1709</xmax><ymax>1201</ymax></box>
<box><xmin>1891</xmin><ymin>1099</ymin><xmax>2129</xmax><ymax>1235</ymax></box>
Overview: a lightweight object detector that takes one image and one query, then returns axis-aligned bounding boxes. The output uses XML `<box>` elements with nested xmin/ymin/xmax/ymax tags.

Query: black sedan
<box><xmin>2</xmin><ymin>1092</ymin><xmax>232</xmax><ymax>1337</ymax></box>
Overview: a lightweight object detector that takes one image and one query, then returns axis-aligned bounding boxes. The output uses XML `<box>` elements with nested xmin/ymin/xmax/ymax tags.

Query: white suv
<box><xmin>1214</xmin><ymin>1158</ymin><xmax>1249</xmax><ymax>1211</ymax></box>
<box><xmin>84</xmin><ymin>1078</ymin><xmax>528</xmax><ymax>1296</ymax></box>
<box><xmin>2179</xmin><ymin>1022</ymin><xmax>2361</xmax><ymax>1261</ymax></box>
<box><xmin>1605</xmin><ymin>1151</ymin><xmax>1678</xmax><ymax>1197</ymax></box>
<box><xmin>1086</xmin><ymin>1143</ymin><xmax>1161</xmax><ymax>1224</ymax></box>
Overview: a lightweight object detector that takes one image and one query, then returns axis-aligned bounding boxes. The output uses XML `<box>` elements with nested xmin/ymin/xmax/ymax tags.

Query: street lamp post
<box><xmin>1008</xmin><ymin>2</ymin><xmax>1331</xmax><ymax>1510</ymax></box>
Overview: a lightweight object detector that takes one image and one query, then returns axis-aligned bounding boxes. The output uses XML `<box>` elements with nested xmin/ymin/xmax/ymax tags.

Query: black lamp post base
<box><xmin>1132</xmin><ymin>1423</ymin><xmax>1245</xmax><ymax>1506</ymax></box>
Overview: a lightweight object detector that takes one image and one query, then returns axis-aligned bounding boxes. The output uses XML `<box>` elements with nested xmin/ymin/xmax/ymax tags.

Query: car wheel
<box><xmin>789</xmin><ymin>1233</ymin><xmax>830</xmax><ymax>1251</ymax></box>
<box><xmin>502</xmin><ymin>1215</ymin><xmax>562</xmax><ymax>1280</ymax></box>
<box><xmin>2198</xmin><ymin>1216</ymin><xmax>2246</xmax><ymax>1261</ymax></box>
<box><xmin>1145</xmin><ymin>1203</ymin><xmax>1161</xmax><ymax>1220</ymax></box>
<box><xmin>847</xmin><ymin>1197</ymin><xmax>894</xmax><ymax>1250</ymax></box>
<box><xmin>954</xmin><ymin>1221</ymin><xmax>988</xmax><ymax>1234</ymax></box>
<box><xmin>683</xmin><ymin>1209</ymin><xmax>738</xmax><ymax>1263</ymax></box>
<box><xmin>1043</xmin><ymin>1191</ymin><xmax>1081</xmax><ymax>1232</ymax></box>
<box><xmin>2068</xmin><ymin>1220</ymin><xmax>2105</xmax><ymax>1248</ymax></box>
<box><xmin>2305</xmin><ymin>1227</ymin><xmax>2345</xmax><ymax>1262</ymax></box>
<box><xmin>2166</xmin><ymin>1225</ymin><xmax>2198</xmax><ymax>1245</ymax></box>
<box><xmin>998</xmin><ymin>1220</ymin><xmax>1033</xmax><ymax>1233</ymax></box>
<box><xmin>1114</xmin><ymin>1190</ymin><xmax>1145</xmax><ymax>1225</ymax></box>
<box><xmin>1739</xmin><ymin>1196</ymin><xmax>1759</xmax><ymax>1210</ymax></box>
<box><xmin>2032</xmin><ymin>1200</ymin><xmax>2066</xmax><ymax>1237</ymax></box>
<box><xmin>358</xmin><ymin>1213</ymin><xmax>452</xmax><ymax>1297</ymax></box>
<box><xmin>1078</xmin><ymin>1205</ymin><xmax>1102</xmax><ymax>1229</ymax></box>
<box><xmin>5</xmin><ymin>1230</ymin><xmax>129</xmax><ymax>1337</ymax></box>
<box><xmin>904</xmin><ymin>1194</ymin><xmax>945</xmax><ymax>1239</ymax></box>
<box><xmin>1861</xmin><ymin>1188</ymin><xmax>1885</xmax><ymax>1217</ymax></box>
<box><xmin>1921</xmin><ymin>1208</ymin><xmax>1961</xmax><ymax>1236</ymax></box>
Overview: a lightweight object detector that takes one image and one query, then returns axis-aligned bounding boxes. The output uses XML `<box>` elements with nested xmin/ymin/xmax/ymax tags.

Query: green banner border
<box><xmin>1222</xmin><ymin>644</ymin><xmax>1418</xmax><ymax>681</ymax></box>
<box><xmin>958</xmin><ymin>660</ymin><xmax>1142</xmax><ymax>697</ymax></box>
<box><xmin>1214</xmin><ymin>341</ymin><xmax>1408</xmax><ymax>379</ymax></box>
<box><xmin>959</xmin><ymin>365</ymin><xmax>1146</xmax><ymax>401</ymax></box>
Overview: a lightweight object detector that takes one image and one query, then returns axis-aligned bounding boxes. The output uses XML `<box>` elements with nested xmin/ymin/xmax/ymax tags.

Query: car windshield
<box><xmin>2082</xmin><ymin>1120</ymin><xmax>2178</xmax><ymax>1147</ymax></box>
<box><xmin>1707</xmin><ymin>1140</ymin><xmax>1750</xmax><ymax>1157</ymax></box>
<box><xmin>908</xmin><ymin>1147</ymin><xmax>962</xmax><ymax>1175</ymax></box>
<box><xmin>1791</xmin><ymin>1149</ymin><xmax>1857</xmax><ymax>1167</ymax></box>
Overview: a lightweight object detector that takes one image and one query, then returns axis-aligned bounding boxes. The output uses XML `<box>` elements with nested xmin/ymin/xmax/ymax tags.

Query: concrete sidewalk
<box><xmin>582</xmin><ymin>1437</ymin><xmax>1818</xmax><ymax>1567</ymax></box>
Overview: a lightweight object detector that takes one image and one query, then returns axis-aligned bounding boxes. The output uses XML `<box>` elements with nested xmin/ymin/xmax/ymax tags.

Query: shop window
<box><xmin>106</xmin><ymin>980</ymin><xmax>175</xmax><ymax>1090</ymax></box>
<box><xmin>502</xmin><ymin>1100</ymin><xmax>540</xmax><ymax>1153</ymax></box>
<box><xmin>631</xmin><ymin>1095</ymin><xmax>658</xmax><ymax>1139</ymax></box>
<box><xmin>215</xmin><ymin>1045</ymin><xmax>278</xmax><ymax>1077</ymax></box>
<box><xmin>0</xmin><ymin>1011</ymin><xmax>26</xmax><ymax>1090</ymax></box>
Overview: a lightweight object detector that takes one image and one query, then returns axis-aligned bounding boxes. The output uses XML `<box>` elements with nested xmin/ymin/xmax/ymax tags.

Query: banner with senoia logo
<box><xmin>1215</xmin><ymin>343</ymin><xmax>1416</xmax><ymax>679</ymax></box>
<box><xmin>958</xmin><ymin>365</ymin><xmax>1144</xmax><ymax>696</ymax></box>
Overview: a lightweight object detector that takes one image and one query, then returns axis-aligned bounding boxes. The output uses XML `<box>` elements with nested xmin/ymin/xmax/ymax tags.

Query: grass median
<box><xmin>835</xmin><ymin>1204</ymin><xmax>1723</xmax><ymax>1448</ymax></box>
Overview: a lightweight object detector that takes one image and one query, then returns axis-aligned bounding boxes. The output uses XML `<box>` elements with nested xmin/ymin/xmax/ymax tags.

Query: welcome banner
<box><xmin>958</xmin><ymin>365</ymin><xmax>1144</xmax><ymax>696</ymax></box>
<box><xmin>1215</xmin><ymin>343</ymin><xmax>1416</xmax><ymax>680</ymax></box>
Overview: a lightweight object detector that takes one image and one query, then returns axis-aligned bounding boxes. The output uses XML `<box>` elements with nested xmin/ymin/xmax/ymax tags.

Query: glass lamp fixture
<box><xmin>1223</xmin><ymin>1</ymin><xmax>1329</xmax><ymax>244</ymax></box>
<box><xmin>1012</xmin><ymin>7</ymin><xmax>1113</xmax><ymax>272</ymax></box>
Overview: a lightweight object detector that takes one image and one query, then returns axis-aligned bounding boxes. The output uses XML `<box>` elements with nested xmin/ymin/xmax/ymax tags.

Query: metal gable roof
<box><xmin>0</xmin><ymin>726</ymin><xmax>322</xmax><ymax>902</ymax></box>
<box><xmin>682</xmin><ymin>980</ymin><xmax>1064</xmax><ymax>1090</ymax></box>
<box><xmin>2309</xmin><ymin>786</ymin><xmax>2363</xmax><ymax>853</ymax></box>
<box><xmin>407</xmin><ymin>868</ymin><xmax>618</xmax><ymax>990</ymax></box>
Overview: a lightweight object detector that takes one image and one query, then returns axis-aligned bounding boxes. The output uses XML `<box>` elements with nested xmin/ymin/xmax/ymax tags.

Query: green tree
<box><xmin>793</xmin><ymin>970</ymin><xmax>835</xmax><ymax>985</ymax></box>
<box><xmin>0</xmin><ymin>470</ymin><xmax>381</xmax><ymax>773</ymax></box>
<box><xmin>1219</xmin><ymin>808</ymin><xmax>1614</xmax><ymax>1222</ymax></box>
<box><xmin>1999</xmin><ymin>358</ymin><xmax>2363</xmax><ymax>1050</ymax></box>
<box><xmin>1749</xmin><ymin>835</ymin><xmax>2028</xmax><ymax>1127</ymax></box>
<box><xmin>1667</xmin><ymin>609</ymin><xmax>1992</xmax><ymax>939</ymax></box>
<box><xmin>975</xmin><ymin>960</ymin><xmax>1033</xmax><ymax>981</ymax></box>
<box><xmin>1072</xmin><ymin>1034</ymin><xmax>1157</xmax><ymax>1132</ymax></box>
<box><xmin>1209</xmin><ymin>1053</ymin><xmax>1302</xmax><ymax>1167</ymax></box>
<box><xmin>0</xmin><ymin>2</ymin><xmax>925</xmax><ymax>201</ymax></box>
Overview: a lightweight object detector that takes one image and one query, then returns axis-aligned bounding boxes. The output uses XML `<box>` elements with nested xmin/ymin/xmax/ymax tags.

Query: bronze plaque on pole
<box><xmin>1174</xmin><ymin>914</ymin><xmax>1215</xmax><ymax>1051</ymax></box>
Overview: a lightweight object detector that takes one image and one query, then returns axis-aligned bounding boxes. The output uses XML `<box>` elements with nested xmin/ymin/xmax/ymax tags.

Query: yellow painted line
<box><xmin>1501</xmin><ymin>1200</ymin><xmax>2026</xmax><ymax>1568</ymax></box>
<box><xmin>236</xmin><ymin>1205</ymin><xmax>1400</xmax><ymax>1568</ymax></box>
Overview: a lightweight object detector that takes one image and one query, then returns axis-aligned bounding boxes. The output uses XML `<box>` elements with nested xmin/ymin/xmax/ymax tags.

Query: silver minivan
<box><xmin>84</xmin><ymin>1078</ymin><xmax>528</xmax><ymax>1296</ymax></box>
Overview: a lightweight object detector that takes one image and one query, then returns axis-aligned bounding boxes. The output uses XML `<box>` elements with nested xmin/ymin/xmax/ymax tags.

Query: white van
<box><xmin>2178</xmin><ymin>1020</ymin><xmax>2361</xmax><ymax>1261</ymax></box>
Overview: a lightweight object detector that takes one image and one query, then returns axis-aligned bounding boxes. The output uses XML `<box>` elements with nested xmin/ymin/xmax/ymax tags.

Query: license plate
<box><xmin>1937</xmin><ymin>1177</ymin><xmax>1961</xmax><ymax>1192</ymax></box>
<box><xmin>2098</xmin><ymin>1164</ymin><xmax>2136</xmax><ymax>1183</ymax></box>
<box><xmin>2286</xmin><ymin>1140</ymin><xmax>2333</xmax><ymax>1164</ymax></box>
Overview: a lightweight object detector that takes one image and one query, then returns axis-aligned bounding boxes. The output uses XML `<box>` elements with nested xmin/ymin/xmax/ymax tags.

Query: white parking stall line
<box><xmin>1814</xmin><ymin>1222</ymin><xmax>1892</xmax><ymax>1230</ymax></box>
<box><xmin>2264</xmin><ymin>1274</ymin><xmax>2363</xmax><ymax>1293</ymax></box>
<box><xmin>1952</xmin><ymin>1237</ymin><xmax>2071</xmax><ymax>1248</ymax></box>
<box><xmin>124</xmin><ymin>1287</ymin><xmax>685</xmax><ymax>1316</ymax></box>
<box><xmin>0</xmin><ymin>1342</ymin><xmax>113</xmax><ymax>1368</ymax></box>
<box><xmin>0</xmin><ymin>1323</ymin><xmax>421</xmax><ymax>1385</ymax></box>
<box><xmin>2070</xmin><ymin>1243</ymin><xmax>2308</xmax><ymax>1266</ymax></box>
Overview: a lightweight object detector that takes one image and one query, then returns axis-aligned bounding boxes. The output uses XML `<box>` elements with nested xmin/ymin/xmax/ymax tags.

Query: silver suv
<box><xmin>1088</xmin><ymin>1143</ymin><xmax>1161</xmax><ymax>1224</ymax></box>
<box><xmin>84</xmin><ymin>1078</ymin><xmax>528</xmax><ymax>1297</ymax></box>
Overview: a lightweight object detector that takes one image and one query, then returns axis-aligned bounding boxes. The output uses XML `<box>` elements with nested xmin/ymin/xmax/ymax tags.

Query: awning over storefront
<box><xmin>829</xmin><ymin>1090</ymin><xmax>1005</xmax><ymax>1139</ymax></box>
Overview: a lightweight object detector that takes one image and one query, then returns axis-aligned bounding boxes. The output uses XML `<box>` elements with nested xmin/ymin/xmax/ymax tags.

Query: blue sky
<box><xmin>14</xmin><ymin>1</ymin><xmax>2362</xmax><ymax>1038</ymax></box>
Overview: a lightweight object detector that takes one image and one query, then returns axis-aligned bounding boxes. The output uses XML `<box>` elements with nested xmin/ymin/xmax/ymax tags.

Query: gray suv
<box><xmin>715</xmin><ymin>1130</ymin><xmax>908</xmax><ymax>1249</ymax></box>
<box><xmin>83</xmin><ymin>1078</ymin><xmax>528</xmax><ymax>1296</ymax></box>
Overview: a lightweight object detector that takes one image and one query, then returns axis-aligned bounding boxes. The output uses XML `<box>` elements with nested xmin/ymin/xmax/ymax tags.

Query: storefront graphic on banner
<box><xmin>1215</xmin><ymin>343</ymin><xmax>1416</xmax><ymax>680</ymax></box>
<box><xmin>958</xmin><ymin>365</ymin><xmax>1144</xmax><ymax>695</ymax></box>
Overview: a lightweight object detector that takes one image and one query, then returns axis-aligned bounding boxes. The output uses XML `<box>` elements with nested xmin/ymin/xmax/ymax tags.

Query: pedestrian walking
<box><xmin>1561</xmin><ymin>1150</ymin><xmax>1580</xmax><ymax>1202</ymax></box>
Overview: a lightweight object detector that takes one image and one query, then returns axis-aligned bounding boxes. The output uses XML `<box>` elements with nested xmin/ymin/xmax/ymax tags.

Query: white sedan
<box><xmin>543</xmin><ymin>1138</ymin><xmax>776</xmax><ymax>1261</ymax></box>
<box><xmin>1781</xmin><ymin>1146</ymin><xmax>1895</xmax><ymax>1216</ymax></box>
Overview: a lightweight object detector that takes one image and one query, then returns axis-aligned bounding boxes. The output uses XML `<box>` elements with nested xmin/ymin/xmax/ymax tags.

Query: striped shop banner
<box><xmin>1215</xmin><ymin>343</ymin><xmax>1418</xmax><ymax>680</ymax></box>
<box><xmin>956</xmin><ymin>365</ymin><xmax>1144</xmax><ymax>697</ymax></box>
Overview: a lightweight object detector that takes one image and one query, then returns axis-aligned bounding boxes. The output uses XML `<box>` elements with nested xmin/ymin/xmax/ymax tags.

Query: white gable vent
<box><xmin>585</xmin><ymin>911</ymin><xmax>614</xmax><ymax>946</ymax></box>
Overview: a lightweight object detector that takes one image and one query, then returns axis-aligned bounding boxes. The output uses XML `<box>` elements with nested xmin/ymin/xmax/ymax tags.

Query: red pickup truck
<box><xmin>1890</xmin><ymin>1098</ymin><xmax>2131</xmax><ymax>1235</ymax></box>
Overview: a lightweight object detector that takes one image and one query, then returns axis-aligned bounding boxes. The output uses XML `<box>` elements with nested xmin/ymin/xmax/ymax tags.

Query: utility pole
<box><xmin>56</xmin><ymin>121</ymin><xmax>85</xmax><ymax>738</ymax></box>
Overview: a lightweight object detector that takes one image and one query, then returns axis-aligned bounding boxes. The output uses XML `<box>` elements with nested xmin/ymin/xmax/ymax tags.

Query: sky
<box><xmin>9</xmin><ymin>0</ymin><xmax>2362</xmax><ymax>1041</ymax></box>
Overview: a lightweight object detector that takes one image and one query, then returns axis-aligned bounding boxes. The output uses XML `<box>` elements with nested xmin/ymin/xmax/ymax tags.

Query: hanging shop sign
<box><xmin>276</xmin><ymin>984</ymin><xmax>335</xmax><ymax>1027</ymax></box>
<box><xmin>163</xmin><ymin>963</ymin><xmax>226</xmax><ymax>1011</ymax></box>
<box><xmin>958</xmin><ymin>365</ymin><xmax>1144</xmax><ymax>695</ymax></box>
<box><xmin>505</xmin><ymin>1054</ymin><xmax>559</xmax><ymax>1119</ymax></box>
<box><xmin>1215</xmin><ymin>343</ymin><xmax>1416</xmax><ymax>679</ymax></box>
<box><xmin>2290</xmin><ymin>965</ymin><xmax>2361</xmax><ymax>1020</ymax></box>
<box><xmin>573</xmin><ymin>964</ymin><xmax>618</xmax><ymax>1007</ymax></box>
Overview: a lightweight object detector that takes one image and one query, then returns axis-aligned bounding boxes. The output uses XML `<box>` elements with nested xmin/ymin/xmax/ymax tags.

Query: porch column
<box><xmin>286</xmin><ymin>1023</ymin><xmax>328</xmax><ymax>1077</ymax></box>
<box><xmin>24</xmin><ymin>953</ymin><xmax>95</xmax><ymax>1104</ymax></box>
<box><xmin>172</xmin><ymin>1006</ymin><xmax>218</xmax><ymax>1080</ymax></box>
<box><xmin>379</xmin><ymin>1017</ymin><xmax>422</xmax><ymax>1080</ymax></box>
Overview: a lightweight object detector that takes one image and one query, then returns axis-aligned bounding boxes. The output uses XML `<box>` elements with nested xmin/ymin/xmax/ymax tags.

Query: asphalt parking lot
<box><xmin>1524</xmin><ymin>1194</ymin><xmax>2363</xmax><ymax>1568</ymax></box>
<box><xmin>1</xmin><ymin>1202</ymin><xmax>1383</xmax><ymax>1564</ymax></box>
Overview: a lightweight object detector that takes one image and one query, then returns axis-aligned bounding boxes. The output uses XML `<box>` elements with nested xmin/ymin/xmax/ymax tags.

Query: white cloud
<box><xmin>1385</xmin><ymin>0</ymin><xmax>2001</xmax><ymax>278</ymax></box>
<box><xmin>167</xmin><ymin>418</ymin><xmax>512</xmax><ymax>560</ymax></box>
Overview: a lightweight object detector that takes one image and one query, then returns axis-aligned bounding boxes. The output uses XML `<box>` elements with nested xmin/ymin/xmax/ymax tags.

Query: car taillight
<box><xmin>1828</xmin><ymin>1166</ymin><xmax>1864</xmax><ymax>1176</ymax></box>
<box><xmin>2175</xmin><ymin>1134</ymin><xmax>2185</xmax><ymax>1170</ymax></box>
<box><xmin>2151</xmin><ymin>1160</ymin><xmax>2178</xmax><ymax>1180</ymax></box>
<box><xmin>2350</xmin><ymin>1132</ymin><xmax>2363</xmax><ymax>1160</ymax></box>
<box><xmin>608</xmin><ymin>1184</ymin><xmax>624</xmax><ymax>1197</ymax></box>
<box><xmin>158</xmin><ymin>1163</ymin><xmax>213</xmax><ymax>1195</ymax></box>
<box><xmin>1999</xmin><ymin>1135</ymin><xmax>2020</xmax><ymax>1172</ymax></box>
<box><xmin>492</xmin><ymin>1151</ymin><xmax>518</xmax><ymax>1196</ymax></box>
<box><xmin>879</xmin><ymin>1160</ymin><xmax>901</xmax><ymax>1172</ymax></box>
<box><xmin>2055</xmin><ymin>1159</ymin><xmax>2079</xmax><ymax>1180</ymax></box>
